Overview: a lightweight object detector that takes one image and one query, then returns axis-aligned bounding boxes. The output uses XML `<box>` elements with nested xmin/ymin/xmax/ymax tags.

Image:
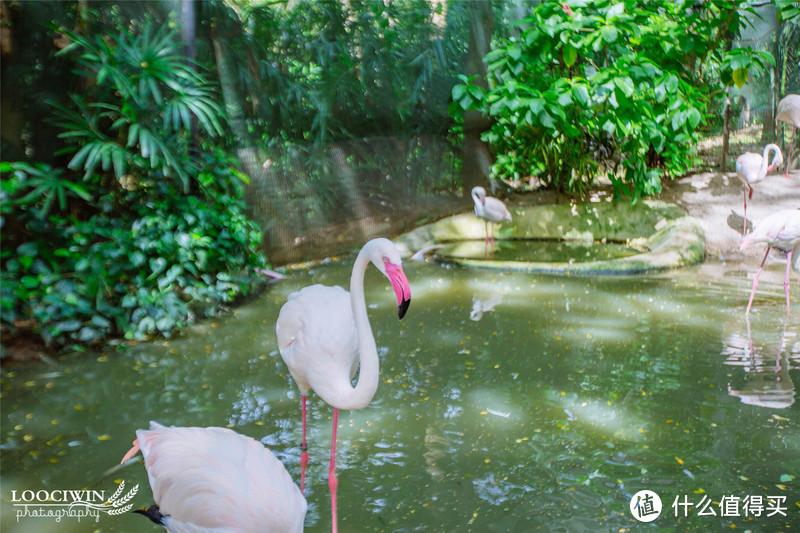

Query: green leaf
<box><xmin>732</xmin><ymin>68</ymin><xmax>748</xmax><ymax>89</ymax></box>
<box><xmin>601</xmin><ymin>25</ymin><xmax>618</xmax><ymax>44</ymax></box>
<box><xmin>572</xmin><ymin>85</ymin><xmax>590</xmax><ymax>105</ymax></box>
<box><xmin>563</xmin><ymin>44</ymin><xmax>578</xmax><ymax>68</ymax></box>
<box><xmin>55</xmin><ymin>319</ymin><xmax>82</xmax><ymax>332</ymax></box>
<box><xmin>606</xmin><ymin>3</ymin><xmax>625</xmax><ymax>20</ymax></box>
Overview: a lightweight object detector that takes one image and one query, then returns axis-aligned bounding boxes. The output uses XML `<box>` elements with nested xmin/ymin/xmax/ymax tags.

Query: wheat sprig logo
<box><xmin>69</xmin><ymin>481</ymin><xmax>138</xmax><ymax>514</ymax></box>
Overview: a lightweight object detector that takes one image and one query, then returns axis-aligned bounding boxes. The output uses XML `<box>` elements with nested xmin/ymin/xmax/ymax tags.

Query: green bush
<box><xmin>451</xmin><ymin>0</ymin><xmax>774</xmax><ymax>200</ymax></box>
<box><xmin>1</xmin><ymin>162</ymin><xmax>265</xmax><ymax>351</ymax></box>
<box><xmin>1</xmin><ymin>17</ymin><xmax>267</xmax><ymax>353</ymax></box>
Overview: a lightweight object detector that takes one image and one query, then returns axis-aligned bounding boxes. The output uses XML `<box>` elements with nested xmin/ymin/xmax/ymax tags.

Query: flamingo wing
<box><xmin>735</xmin><ymin>152</ymin><xmax>764</xmax><ymax>185</ymax></box>
<box><xmin>742</xmin><ymin>210</ymin><xmax>800</xmax><ymax>250</ymax></box>
<box><xmin>276</xmin><ymin>285</ymin><xmax>359</xmax><ymax>403</ymax></box>
<box><xmin>136</xmin><ymin>423</ymin><xmax>306</xmax><ymax>533</ymax></box>
<box><xmin>483</xmin><ymin>196</ymin><xmax>512</xmax><ymax>223</ymax></box>
<box><xmin>777</xmin><ymin>94</ymin><xmax>800</xmax><ymax>127</ymax></box>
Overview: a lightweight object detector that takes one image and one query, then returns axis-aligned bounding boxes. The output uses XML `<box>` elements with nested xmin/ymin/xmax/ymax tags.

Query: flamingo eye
<box><xmin>383</xmin><ymin>257</ymin><xmax>389</xmax><ymax>263</ymax></box>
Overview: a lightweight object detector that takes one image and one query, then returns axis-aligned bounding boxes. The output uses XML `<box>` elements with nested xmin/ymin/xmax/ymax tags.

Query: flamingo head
<box><xmin>471</xmin><ymin>186</ymin><xmax>487</xmax><ymax>205</ymax></box>
<box><xmin>766</xmin><ymin>144</ymin><xmax>784</xmax><ymax>173</ymax></box>
<box><xmin>368</xmin><ymin>238</ymin><xmax>411</xmax><ymax>319</ymax></box>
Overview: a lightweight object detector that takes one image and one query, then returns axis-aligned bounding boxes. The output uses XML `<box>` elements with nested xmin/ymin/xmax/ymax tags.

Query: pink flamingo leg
<box><xmin>329</xmin><ymin>408</ymin><xmax>339</xmax><ymax>533</ymax></box>
<box><xmin>742</xmin><ymin>185</ymin><xmax>748</xmax><ymax>236</ymax></box>
<box><xmin>300</xmin><ymin>395</ymin><xmax>309</xmax><ymax>493</ymax></box>
<box><xmin>746</xmin><ymin>246</ymin><xmax>771</xmax><ymax>315</ymax></box>
<box><xmin>483</xmin><ymin>221</ymin><xmax>491</xmax><ymax>258</ymax></box>
<box><xmin>785</xmin><ymin>249</ymin><xmax>793</xmax><ymax>314</ymax></box>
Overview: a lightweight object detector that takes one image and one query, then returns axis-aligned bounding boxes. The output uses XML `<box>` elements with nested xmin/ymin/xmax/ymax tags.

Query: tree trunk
<box><xmin>722</xmin><ymin>96</ymin><xmax>731</xmax><ymax>170</ymax></box>
<box><xmin>181</xmin><ymin>0</ymin><xmax>196</xmax><ymax>62</ymax></box>
<box><xmin>460</xmin><ymin>0</ymin><xmax>494</xmax><ymax>194</ymax></box>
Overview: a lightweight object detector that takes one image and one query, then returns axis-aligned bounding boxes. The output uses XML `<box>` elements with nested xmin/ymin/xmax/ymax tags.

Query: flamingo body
<box><xmin>471</xmin><ymin>186</ymin><xmax>512</xmax><ymax>225</ymax></box>
<box><xmin>777</xmin><ymin>94</ymin><xmax>800</xmax><ymax>177</ymax></box>
<box><xmin>740</xmin><ymin>209</ymin><xmax>800</xmax><ymax>315</ymax></box>
<box><xmin>734</xmin><ymin>144</ymin><xmax>783</xmax><ymax>235</ymax></box>
<box><xmin>121</xmin><ymin>422</ymin><xmax>306</xmax><ymax>533</ymax></box>
<box><xmin>276</xmin><ymin>238</ymin><xmax>411</xmax><ymax>533</ymax></box>
<box><xmin>471</xmin><ymin>186</ymin><xmax>512</xmax><ymax>250</ymax></box>
<box><xmin>277</xmin><ymin>285</ymin><xmax>361</xmax><ymax>408</ymax></box>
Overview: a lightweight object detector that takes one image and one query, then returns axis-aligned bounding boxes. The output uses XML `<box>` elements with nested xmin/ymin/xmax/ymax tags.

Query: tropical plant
<box><xmin>451</xmin><ymin>0</ymin><xmax>775</xmax><ymax>200</ymax></box>
<box><xmin>52</xmin><ymin>18</ymin><xmax>224</xmax><ymax>193</ymax></box>
<box><xmin>1</xmin><ymin>160</ymin><xmax>266</xmax><ymax>351</ymax></box>
<box><xmin>1</xmin><ymin>14</ymin><xmax>266</xmax><ymax>353</ymax></box>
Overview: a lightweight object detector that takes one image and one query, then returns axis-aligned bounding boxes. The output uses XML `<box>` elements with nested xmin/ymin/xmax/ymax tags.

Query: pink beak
<box><xmin>385</xmin><ymin>262</ymin><xmax>411</xmax><ymax>319</ymax></box>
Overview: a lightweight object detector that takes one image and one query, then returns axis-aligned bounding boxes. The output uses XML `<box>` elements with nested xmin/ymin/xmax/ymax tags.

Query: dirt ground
<box><xmin>656</xmin><ymin>167</ymin><xmax>800</xmax><ymax>261</ymax></box>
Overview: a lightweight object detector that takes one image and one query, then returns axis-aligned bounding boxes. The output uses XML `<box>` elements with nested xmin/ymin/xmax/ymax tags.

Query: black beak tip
<box><xmin>398</xmin><ymin>298</ymin><xmax>411</xmax><ymax>320</ymax></box>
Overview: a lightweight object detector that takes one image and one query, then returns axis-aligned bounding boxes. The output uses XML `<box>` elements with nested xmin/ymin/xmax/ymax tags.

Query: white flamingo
<box><xmin>276</xmin><ymin>238</ymin><xmax>411</xmax><ymax>533</ymax></box>
<box><xmin>471</xmin><ymin>186</ymin><xmax>512</xmax><ymax>250</ymax></box>
<box><xmin>740</xmin><ymin>209</ymin><xmax>800</xmax><ymax>315</ymax></box>
<box><xmin>734</xmin><ymin>144</ymin><xmax>783</xmax><ymax>235</ymax></box>
<box><xmin>120</xmin><ymin>422</ymin><xmax>307</xmax><ymax>533</ymax></box>
<box><xmin>777</xmin><ymin>94</ymin><xmax>800</xmax><ymax>177</ymax></box>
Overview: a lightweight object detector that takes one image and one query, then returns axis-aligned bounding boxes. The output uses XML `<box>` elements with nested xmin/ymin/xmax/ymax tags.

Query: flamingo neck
<box><xmin>471</xmin><ymin>189</ymin><xmax>485</xmax><ymax>216</ymax></box>
<box><xmin>760</xmin><ymin>144</ymin><xmax>780</xmax><ymax>178</ymax></box>
<box><xmin>342</xmin><ymin>246</ymin><xmax>380</xmax><ymax>410</ymax></box>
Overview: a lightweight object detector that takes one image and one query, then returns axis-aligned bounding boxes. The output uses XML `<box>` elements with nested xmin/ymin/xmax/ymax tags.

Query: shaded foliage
<box><xmin>1</xmin><ymin>12</ymin><xmax>265</xmax><ymax>353</ymax></box>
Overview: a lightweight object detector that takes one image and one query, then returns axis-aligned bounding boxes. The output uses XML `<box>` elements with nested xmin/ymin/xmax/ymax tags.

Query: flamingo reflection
<box><xmin>725</xmin><ymin>317</ymin><xmax>796</xmax><ymax>409</ymax></box>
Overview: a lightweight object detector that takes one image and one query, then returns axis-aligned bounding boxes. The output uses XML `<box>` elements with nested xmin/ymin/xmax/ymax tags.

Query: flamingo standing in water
<box><xmin>471</xmin><ymin>186</ymin><xmax>512</xmax><ymax>250</ymax></box>
<box><xmin>734</xmin><ymin>144</ymin><xmax>783</xmax><ymax>235</ymax></box>
<box><xmin>777</xmin><ymin>94</ymin><xmax>800</xmax><ymax>177</ymax></box>
<box><xmin>120</xmin><ymin>422</ymin><xmax>307</xmax><ymax>533</ymax></box>
<box><xmin>276</xmin><ymin>238</ymin><xmax>411</xmax><ymax>533</ymax></box>
<box><xmin>740</xmin><ymin>209</ymin><xmax>800</xmax><ymax>315</ymax></box>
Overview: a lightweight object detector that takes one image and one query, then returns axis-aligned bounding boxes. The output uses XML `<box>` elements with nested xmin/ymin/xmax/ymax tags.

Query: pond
<box><xmin>2</xmin><ymin>254</ymin><xmax>799</xmax><ymax>532</ymax></box>
<box><xmin>434</xmin><ymin>239</ymin><xmax>645</xmax><ymax>264</ymax></box>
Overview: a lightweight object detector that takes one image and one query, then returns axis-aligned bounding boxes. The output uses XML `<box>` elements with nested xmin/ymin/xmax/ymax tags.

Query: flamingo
<box><xmin>119</xmin><ymin>422</ymin><xmax>307</xmax><ymax>533</ymax></box>
<box><xmin>276</xmin><ymin>237</ymin><xmax>411</xmax><ymax>533</ymax></box>
<box><xmin>777</xmin><ymin>94</ymin><xmax>800</xmax><ymax>177</ymax></box>
<box><xmin>734</xmin><ymin>144</ymin><xmax>783</xmax><ymax>235</ymax></box>
<box><xmin>471</xmin><ymin>186</ymin><xmax>512</xmax><ymax>250</ymax></box>
<box><xmin>740</xmin><ymin>209</ymin><xmax>800</xmax><ymax>315</ymax></box>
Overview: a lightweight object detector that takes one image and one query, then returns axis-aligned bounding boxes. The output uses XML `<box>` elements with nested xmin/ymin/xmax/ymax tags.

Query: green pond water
<box><xmin>2</xmin><ymin>256</ymin><xmax>799</xmax><ymax>532</ymax></box>
<box><xmin>435</xmin><ymin>239</ymin><xmax>644</xmax><ymax>263</ymax></box>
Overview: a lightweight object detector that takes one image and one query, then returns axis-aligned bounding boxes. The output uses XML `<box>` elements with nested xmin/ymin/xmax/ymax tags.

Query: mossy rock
<box><xmin>395</xmin><ymin>200</ymin><xmax>705</xmax><ymax>275</ymax></box>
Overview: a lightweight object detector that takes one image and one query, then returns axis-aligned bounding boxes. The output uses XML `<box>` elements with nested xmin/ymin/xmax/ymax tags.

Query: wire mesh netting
<box><xmin>241</xmin><ymin>136</ymin><xmax>465</xmax><ymax>264</ymax></box>
<box><xmin>697</xmin><ymin>4</ymin><xmax>800</xmax><ymax>170</ymax></box>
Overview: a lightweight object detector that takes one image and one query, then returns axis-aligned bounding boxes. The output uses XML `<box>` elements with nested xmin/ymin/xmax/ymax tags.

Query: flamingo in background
<box><xmin>734</xmin><ymin>144</ymin><xmax>783</xmax><ymax>235</ymax></box>
<box><xmin>276</xmin><ymin>238</ymin><xmax>411</xmax><ymax>533</ymax></box>
<box><xmin>120</xmin><ymin>422</ymin><xmax>306</xmax><ymax>533</ymax></box>
<box><xmin>777</xmin><ymin>94</ymin><xmax>800</xmax><ymax>177</ymax></box>
<box><xmin>471</xmin><ymin>186</ymin><xmax>512</xmax><ymax>251</ymax></box>
<box><xmin>740</xmin><ymin>209</ymin><xmax>800</xmax><ymax>315</ymax></box>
